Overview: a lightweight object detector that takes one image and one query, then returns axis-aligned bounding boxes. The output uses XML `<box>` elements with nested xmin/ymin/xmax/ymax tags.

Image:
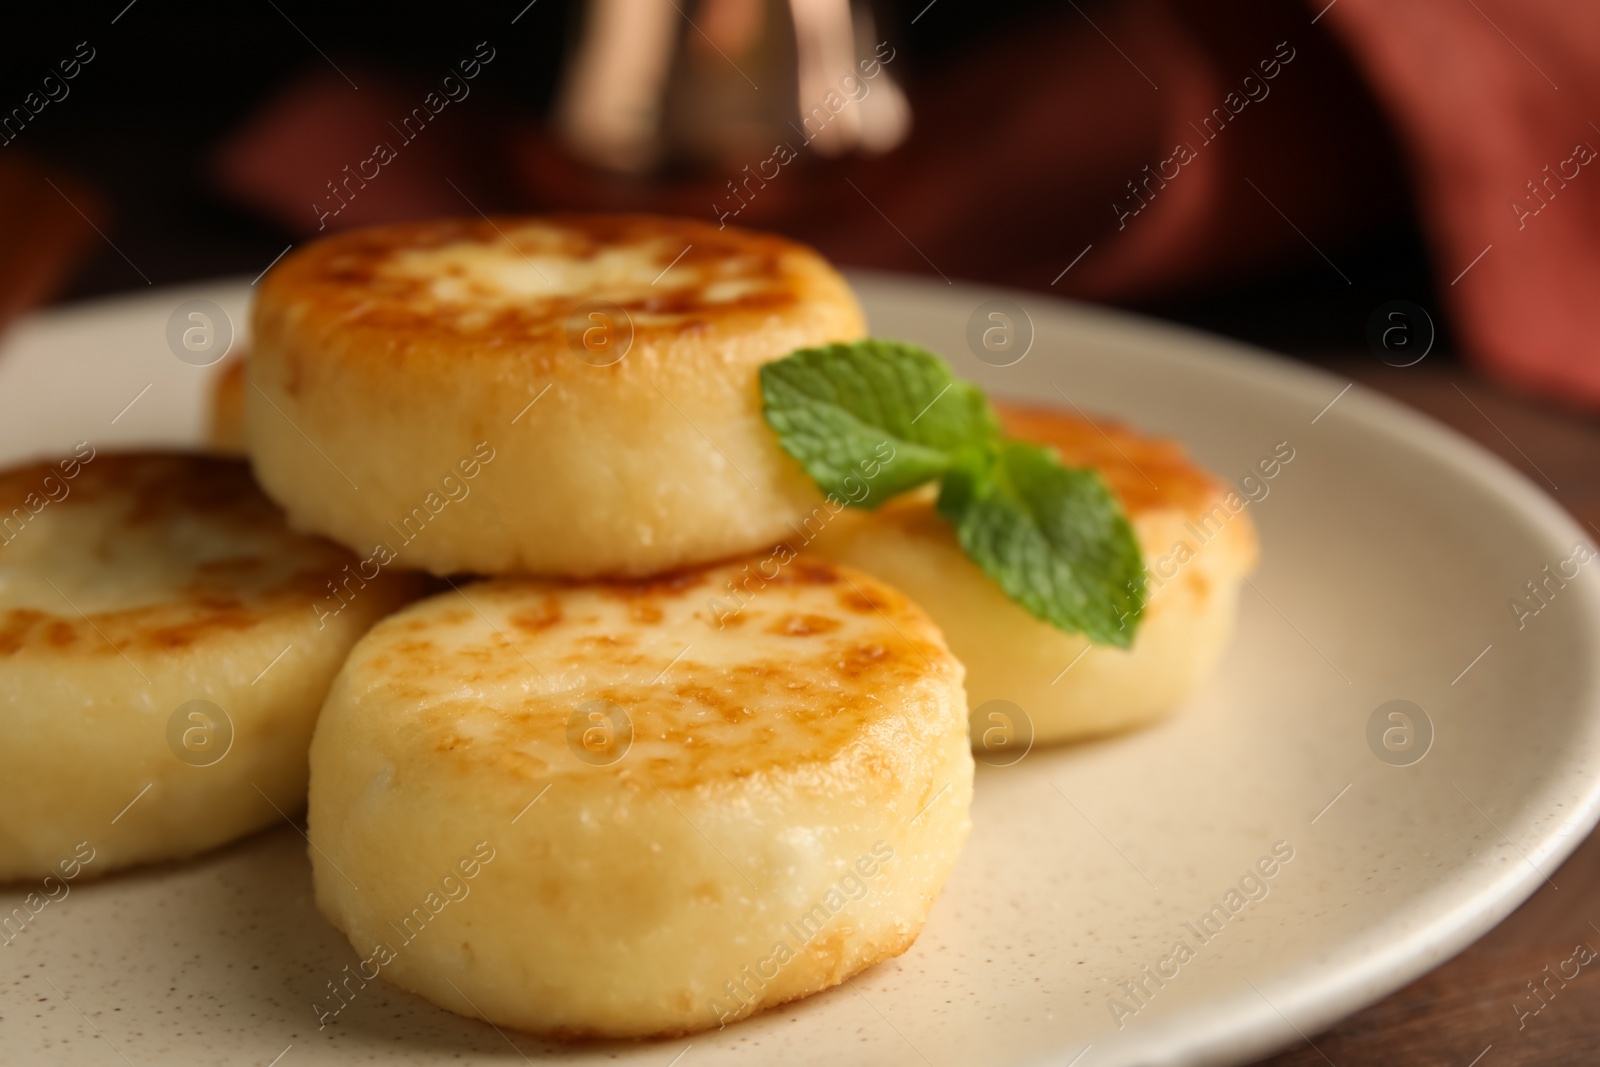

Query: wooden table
<box><xmin>1251</xmin><ymin>357</ymin><xmax>1600</xmax><ymax>1067</ymax></box>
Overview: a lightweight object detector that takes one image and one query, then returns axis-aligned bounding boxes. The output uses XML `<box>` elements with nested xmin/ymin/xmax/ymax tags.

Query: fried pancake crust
<box><xmin>811</xmin><ymin>401</ymin><xmax>1259</xmax><ymax>747</ymax></box>
<box><xmin>0</xmin><ymin>452</ymin><xmax>427</xmax><ymax>880</ymax></box>
<box><xmin>308</xmin><ymin>556</ymin><xmax>973</xmax><ymax>1037</ymax></box>
<box><xmin>249</xmin><ymin>215</ymin><xmax>864</xmax><ymax>578</ymax></box>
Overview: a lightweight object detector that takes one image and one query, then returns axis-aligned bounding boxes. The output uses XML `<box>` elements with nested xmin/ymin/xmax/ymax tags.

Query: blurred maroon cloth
<box><xmin>1323</xmin><ymin>0</ymin><xmax>1600</xmax><ymax>404</ymax></box>
<box><xmin>212</xmin><ymin>68</ymin><xmax>504</xmax><ymax>236</ymax></box>
<box><xmin>0</xmin><ymin>157</ymin><xmax>103</xmax><ymax>335</ymax></box>
<box><xmin>211</xmin><ymin>0</ymin><xmax>1600</xmax><ymax>407</ymax></box>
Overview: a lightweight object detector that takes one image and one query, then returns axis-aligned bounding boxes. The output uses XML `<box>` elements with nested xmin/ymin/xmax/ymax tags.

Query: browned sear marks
<box><xmin>995</xmin><ymin>400</ymin><xmax>1221</xmax><ymax>517</ymax></box>
<box><xmin>342</xmin><ymin>556</ymin><xmax>960</xmax><ymax>791</ymax></box>
<box><xmin>768</xmin><ymin>613</ymin><xmax>842</xmax><ymax>637</ymax></box>
<box><xmin>510</xmin><ymin>595</ymin><xmax>565</xmax><ymax>634</ymax></box>
<box><xmin>255</xmin><ymin>214</ymin><xmax>820</xmax><ymax>352</ymax></box>
<box><xmin>0</xmin><ymin>452</ymin><xmax>398</xmax><ymax>659</ymax></box>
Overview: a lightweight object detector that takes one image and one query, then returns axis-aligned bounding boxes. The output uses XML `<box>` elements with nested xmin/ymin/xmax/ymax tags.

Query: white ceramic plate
<box><xmin>4</xmin><ymin>274</ymin><xmax>1599</xmax><ymax>1067</ymax></box>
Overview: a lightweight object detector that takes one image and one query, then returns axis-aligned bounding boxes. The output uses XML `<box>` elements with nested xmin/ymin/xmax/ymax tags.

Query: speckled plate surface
<box><xmin>4</xmin><ymin>274</ymin><xmax>1599</xmax><ymax>1067</ymax></box>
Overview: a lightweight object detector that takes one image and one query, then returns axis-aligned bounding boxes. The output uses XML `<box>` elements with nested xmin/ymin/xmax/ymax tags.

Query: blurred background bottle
<box><xmin>556</xmin><ymin>0</ymin><xmax>910</xmax><ymax>173</ymax></box>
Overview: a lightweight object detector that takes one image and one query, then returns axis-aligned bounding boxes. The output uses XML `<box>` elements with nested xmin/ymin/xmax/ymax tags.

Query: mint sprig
<box><xmin>758</xmin><ymin>339</ymin><xmax>997</xmax><ymax>504</ymax></box>
<box><xmin>759</xmin><ymin>340</ymin><xmax>1145</xmax><ymax>647</ymax></box>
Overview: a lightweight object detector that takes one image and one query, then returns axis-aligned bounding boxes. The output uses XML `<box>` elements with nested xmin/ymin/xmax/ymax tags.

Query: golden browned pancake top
<box><xmin>0</xmin><ymin>453</ymin><xmax>356</xmax><ymax>656</ymax></box>
<box><xmin>255</xmin><ymin>214</ymin><xmax>858</xmax><ymax>370</ymax></box>
<box><xmin>340</xmin><ymin>557</ymin><xmax>960</xmax><ymax>791</ymax></box>
<box><xmin>996</xmin><ymin>400</ymin><xmax>1225</xmax><ymax>517</ymax></box>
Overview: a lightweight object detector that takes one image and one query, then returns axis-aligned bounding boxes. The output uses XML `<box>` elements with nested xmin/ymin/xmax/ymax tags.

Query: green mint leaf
<box><xmin>760</xmin><ymin>339</ymin><xmax>1147</xmax><ymax>646</ymax></box>
<box><xmin>759</xmin><ymin>340</ymin><xmax>999</xmax><ymax>506</ymax></box>
<box><xmin>938</xmin><ymin>440</ymin><xmax>1146</xmax><ymax>647</ymax></box>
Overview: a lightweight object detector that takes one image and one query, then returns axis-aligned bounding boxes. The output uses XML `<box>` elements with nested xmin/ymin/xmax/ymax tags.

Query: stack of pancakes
<box><xmin>0</xmin><ymin>215</ymin><xmax>1253</xmax><ymax>1038</ymax></box>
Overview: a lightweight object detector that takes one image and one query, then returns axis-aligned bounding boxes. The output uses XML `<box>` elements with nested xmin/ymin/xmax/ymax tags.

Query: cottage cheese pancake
<box><xmin>811</xmin><ymin>401</ymin><xmax>1261</xmax><ymax>748</ymax></box>
<box><xmin>0</xmin><ymin>452</ymin><xmax>426</xmax><ymax>881</ymax></box>
<box><xmin>208</xmin><ymin>353</ymin><xmax>248</xmax><ymax>456</ymax></box>
<box><xmin>307</xmin><ymin>556</ymin><xmax>972</xmax><ymax>1038</ymax></box>
<box><xmin>249</xmin><ymin>215</ymin><xmax>864</xmax><ymax>578</ymax></box>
